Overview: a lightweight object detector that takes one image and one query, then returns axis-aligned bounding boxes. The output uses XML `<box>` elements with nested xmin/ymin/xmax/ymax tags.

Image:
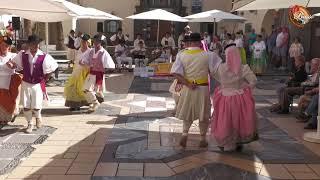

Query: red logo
<box><xmin>289</xmin><ymin>5</ymin><xmax>312</xmax><ymax>28</ymax></box>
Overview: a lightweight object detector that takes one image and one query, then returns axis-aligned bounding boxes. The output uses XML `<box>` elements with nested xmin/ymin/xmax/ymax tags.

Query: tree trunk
<box><xmin>24</xmin><ymin>19</ymin><xmax>32</xmax><ymax>38</ymax></box>
<box><xmin>56</xmin><ymin>22</ymin><xmax>65</xmax><ymax>50</ymax></box>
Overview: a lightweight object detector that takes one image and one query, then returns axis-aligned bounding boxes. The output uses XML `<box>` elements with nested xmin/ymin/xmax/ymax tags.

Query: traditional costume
<box><xmin>83</xmin><ymin>34</ymin><xmax>115</xmax><ymax>112</ymax></box>
<box><xmin>171</xmin><ymin>33</ymin><xmax>221</xmax><ymax>148</ymax></box>
<box><xmin>211</xmin><ymin>44</ymin><xmax>258</xmax><ymax>152</ymax></box>
<box><xmin>0</xmin><ymin>36</ymin><xmax>21</xmax><ymax>125</ymax></box>
<box><xmin>251</xmin><ymin>40</ymin><xmax>267</xmax><ymax>74</ymax></box>
<box><xmin>12</xmin><ymin>35</ymin><xmax>58</xmax><ymax>133</ymax></box>
<box><xmin>64</xmin><ymin>34</ymin><xmax>91</xmax><ymax>110</ymax></box>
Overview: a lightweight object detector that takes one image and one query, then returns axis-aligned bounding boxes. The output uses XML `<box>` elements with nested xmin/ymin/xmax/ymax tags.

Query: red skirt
<box><xmin>0</xmin><ymin>74</ymin><xmax>22</xmax><ymax>123</ymax></box>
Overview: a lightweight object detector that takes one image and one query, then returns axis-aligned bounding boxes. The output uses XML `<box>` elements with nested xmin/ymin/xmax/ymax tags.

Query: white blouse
<box><xmin>0</xmin><ymin>52</ymin><xmax>16</xmax><ymax>89</ymax></box>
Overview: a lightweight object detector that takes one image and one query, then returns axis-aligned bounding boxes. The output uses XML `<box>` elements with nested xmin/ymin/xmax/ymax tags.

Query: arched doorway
<box><xmin>261</xmin><ymin>9</ymin><xmax>277</xmax><ymax>34</ymax></box>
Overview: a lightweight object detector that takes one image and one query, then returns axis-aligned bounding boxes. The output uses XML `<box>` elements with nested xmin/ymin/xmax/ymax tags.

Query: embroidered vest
<box><xmin>22</xmin><ymin>53</ymin><xmax>46</xmax><ymax>84</ymax></box>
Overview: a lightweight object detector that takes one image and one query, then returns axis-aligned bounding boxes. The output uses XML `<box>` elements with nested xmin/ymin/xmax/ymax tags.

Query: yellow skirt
<box><xmin>239</xmin><ymin>48</ymin><xmax>247</xmax><ymax>65</ymax></box>
<box><xmin>64</xmin><ymin>66</ymin><xmax>89</xmax><ymax>108</ymax></box>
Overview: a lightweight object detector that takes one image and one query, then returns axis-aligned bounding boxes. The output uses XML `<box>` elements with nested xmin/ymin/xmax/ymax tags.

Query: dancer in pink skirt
<box><xmin>211</xmin><ymin>43</ymin><xmax>258</xmax><ymax>152</ymax></box>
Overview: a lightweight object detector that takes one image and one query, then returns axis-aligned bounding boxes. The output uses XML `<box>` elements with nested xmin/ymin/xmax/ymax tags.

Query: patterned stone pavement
<box><xmin>0</xmin><ymin>73</ymin><xmax>320</xmax><ymax>180</ymax></box>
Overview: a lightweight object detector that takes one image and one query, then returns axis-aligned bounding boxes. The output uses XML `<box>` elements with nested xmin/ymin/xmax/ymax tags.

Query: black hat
<box><xmin>2</xmin><ymin>36</ymin><xmax>12</xmax><ymax>45</ymax></box>
<box><xmin>183</xmin><ymin>33</ymin><xmax>201</xmax><ymax>42</ymax></box>
<box><xmin>27</xmin><ymin>35</ymin><xmax>43</xmax><ymax>44</ymax></box>
<box><xmin>224</xmin><ymin>43</ymin><xmax>236</xmax><ymax>51</ymax></box>
<box><xmin>81</xmin><ymin>34</ymin><xmax>90</xmax><ymax>41</ymax></box>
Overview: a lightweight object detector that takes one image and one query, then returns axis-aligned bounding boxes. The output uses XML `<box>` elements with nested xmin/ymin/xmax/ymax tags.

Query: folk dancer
<box><xmin>0</xmin><ymin>36</ymin><xmax>22</xmax><ymax>126</ymax></box>
<box><xmin>251</xmin><ymin>35</ymin><xmax>267</xmax><ymax>75</ymax></box>
<box><xmin>11</xmin><ymin>35</ymin><xmax>58</xmax><ymax>133</ymax></box>
<box><xmin>82</xmin><ymin>34</ymin><xmax>115</xmax><ymax>113</ymax></box>
<box><xmin>115</xmin><ymin>39</ymin><xmax>133</xmax><ymax>70</ymax></box>
<box><xmin>170</xmin><ymin>33</ymin><xmax>222</xmax><ymax>148</ymax></box>
<box><xmin>131</xmin><ymin>41</ymin><xmax>148</xmax><ymax>67</ymax></box>
<box><xmin>211</xmin><ymin>44</ymin><xmax>258</xmax><ymax>152</ymax></box>
<box><xmin>64</xmin><ymin>34</ymin><xmax>91</xmax><ymax>111</ymax></box>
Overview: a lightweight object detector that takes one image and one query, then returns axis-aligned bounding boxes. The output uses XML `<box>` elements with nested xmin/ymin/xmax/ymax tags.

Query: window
<box><xmin>104</xmin><ymin>20</ymin><xmax>120</xmax><ymax>33</ymax></box>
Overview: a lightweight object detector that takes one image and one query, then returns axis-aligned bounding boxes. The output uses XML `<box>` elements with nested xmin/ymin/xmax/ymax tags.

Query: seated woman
<box><xmin>270</xmin><ymin>55</ymin><xmax>308</xmax><ymax>114</ymax></box>
<box><xmin>211</xmin><ymin>44</ymin><xmax>258</xmax><ymax>152</ymax></box>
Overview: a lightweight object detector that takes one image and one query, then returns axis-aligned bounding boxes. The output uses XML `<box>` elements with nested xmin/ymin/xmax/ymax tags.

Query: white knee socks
<box><xmin>24</xmin><ymin>110</ymin><xmax>33</xmax><ymax>125</ymax></box>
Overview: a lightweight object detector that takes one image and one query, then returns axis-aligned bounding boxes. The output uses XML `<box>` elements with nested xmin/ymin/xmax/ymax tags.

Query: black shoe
<box><xmin>218</xmin><ymin>146</ymin><xmax>224</xmax><ymax>152</ymax></box>
<box><xmin>304</xmin><ymin>124</ymin><xmax>317</xmax><ymax>130</ymax></box>
<box><xmin>276</xmin><ymin>110</ymin><xmax>289</xmax><ymax>114</ymax></box>
<box><xmin>69</xmin><ymin>107</ymin><xmax>76</xmax><ymax>111</ymax></box>
<box><xmin>236</xmin><ymin>145</ymin><xmax>243</xmax><ymax>152</ymax></box>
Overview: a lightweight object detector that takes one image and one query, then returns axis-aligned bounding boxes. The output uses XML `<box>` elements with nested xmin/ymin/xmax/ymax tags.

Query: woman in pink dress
<box><xmin>211</xmin><ymin>43</ymin><xmax>258</xmax><ymax>152</ymax></box>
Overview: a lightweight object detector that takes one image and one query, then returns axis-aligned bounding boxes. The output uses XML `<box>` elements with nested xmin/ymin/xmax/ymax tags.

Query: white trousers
<box><xmin>21</xmin><ymin>82</ymin><xmax>43</xmax><ymax>110</ymax></box>
<box><xmin>116</xmin><ymin>57</ymin><xmax>133</xmax><ymax>68</ymax></box>
<box><xmin>83</xmin><ymin>74</ymin><xmax>105</xmax><ymax>104</ymax></box>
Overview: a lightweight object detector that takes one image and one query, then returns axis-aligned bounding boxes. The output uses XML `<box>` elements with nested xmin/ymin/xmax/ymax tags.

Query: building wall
<box><xmin>71</xmin><ymin>0</ymin><xmax>140</xmax><ymax>40</ymax></box>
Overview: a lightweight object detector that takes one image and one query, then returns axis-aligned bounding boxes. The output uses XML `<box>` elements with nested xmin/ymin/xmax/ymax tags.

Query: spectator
<box><xmin>203</xmin><ymin>32</ymin><xmax>211</xmax><ymax>48</ymax></box>
<box><xmin>276</xmin><ymin>27</ymin><xmax>289</xmax><ymax>70</ymax></box>
<box><xmin>184</xmin><ymin>25</ymin><xmax>192</xmax><ymax>36</ymax></box>
<box><xmin>251</xmin><ymin>35</ymin><xmax>267</xmax><ymax>74</ymax></box>
<box><xmin>209</xmin><ymin>35</ymin><xmax>222</xmax><ymax>56</ymax></box>
<box><xmin>67</xmin><ymin>30</ymin><xmax>76</xmax><ymax>64</ymax></box>
<box><xmin>303</xmin><ymin>94</ymin><xmax>318</xmax><ymax>130</ymax></box>
<box><xmin>267</xmin><ymin>27</ymin><xmax>277</xmax><ymax>66</ymax></box>
<box><xmin>74</xmin><ymin>31</ymin><xmax>83</xmax><ymax>50</ymax></box>
<box><xmin>289</xmin><ymin>37</ymin><xmax>304</xmax><ymax>72</ymax></box>
<box><xmin>178</xmin><ymin>31</ymin><xmax>185</xmax><ymax>50</ymax></box>
<box><xmin>234</xmin><ymin>32</ymin><xmax>246</xmax><ymax>64</ymax></box>
<box><xmin>222</xmin><ymin>33</ymin><xmax>234</xmax><ymax>49</ymax></box>
<box><xmin>219</xmin><ymin>29</ymin><xmax>227</xmax><ymax>42</ymax></box>
<box><xmin>248</xmin><ymin>28</ymin><xmax>257</xmax><ymax>46</ymax></box>
<box><xmin>114</xmin><ymin>39</ymin><xmax>133</xmax><ymax>70</ymax></box>
<box><xmin>133</xmin><ymin>33</ymin><xmax>145</xmax><ymax>49</ymax></box>
<box><xmin>161</xmin><ymin>32</ymin><xmax>175</xmax><ymax>48</ymax></box>
<box><xmin>261</xmin><ymin>28</ymin><xmax>268</xmax><ymax>42</ymax></box>
<box><xmin>270</xmin><ymin>55</ymin><xmax>308</xmax><ymax>114</ymax></box>
<box><xmin>131</xmin><ymin>41</ymin><xmax>148</xmax><ymax>67</ymax></box>
<box><xmin>110</xmin><ymin>28</ymin><xmax>129</xmax><ymax>46</ymax></box>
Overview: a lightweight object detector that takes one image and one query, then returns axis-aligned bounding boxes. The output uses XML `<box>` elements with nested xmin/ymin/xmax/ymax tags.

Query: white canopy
<box><xmin>127</xmin><ymin>9</ymin><xmax>188</xmax><ymax>22</ymax></box>
<box><xmin>185</xmin><ymin>9</ymin><xmax>246</xmax><ymax>22</ymax></box>
<box><xmin>127</xmin><ymin>9</ymin><xmax>187</xmax><ymax>44</ymax></box>
<box><xmin>0</xmin><ymin>0</ymin><xmax>122</xmax><ymax>22</ymax></box>
<box><xmin>235</xmin><ymin>0</ymin><xmax>320</xmax><ymax>11</ymax></box>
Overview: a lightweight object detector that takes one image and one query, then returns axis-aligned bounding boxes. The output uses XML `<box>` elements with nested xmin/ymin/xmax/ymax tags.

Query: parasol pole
<box><xmin>157</xmin><ymin>19</ymin><xmax>160</xmax><ymax>46</ymax></box>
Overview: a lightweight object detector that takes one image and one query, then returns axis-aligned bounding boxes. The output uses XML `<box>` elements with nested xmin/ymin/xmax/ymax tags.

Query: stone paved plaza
<box><xmin>0</xmin><ymin>72</ymin><xmax>320</xmax><ymax>180</ymax></box>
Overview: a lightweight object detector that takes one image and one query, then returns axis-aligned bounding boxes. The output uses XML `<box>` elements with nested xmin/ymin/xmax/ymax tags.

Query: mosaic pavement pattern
<box><xmin>93</xmin><ymin>77</ymin><xmax>320</xmax><ymax>179</ymax></box>
<box><xmin>0</xmin><ymin>126</ymin><xmax>56</xmax><ymax>175</ymax></box>
<box><xmin>1</xmin><ymin>75</ymin><xmax>320</xmax><ymax>180</ymax></box>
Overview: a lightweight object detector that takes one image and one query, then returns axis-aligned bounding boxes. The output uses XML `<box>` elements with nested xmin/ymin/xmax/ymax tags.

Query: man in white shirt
<box><xmin>161</xmin><ymin>32</ymin><xmax>175</xmax><ymax>48</ymax></box>
<box><xmin>133</xmin><ymin>33</ymin><xmax>145</xmax><ymax>49</ymax></box>
<box><xmin>203</xmin><ymin>32</ymin><xmax>211</xmax><ymax>47</ymax></box>
<box><xmin>110</xmin><ymin>28</ymin><xmax>129</xmax><ymax>46</ymax></box>
<box><xmin>11</xmin><ymin>35</ymin><xmax>58</xmax><ymax>133</ymax></box>
<box><xmin>115</xmin><ymin>39</ymin><xmax>133</xmax><ymax>70</ymax></box>
<box><xmin>171</xmin><ymin>33</ymin><xmax>222</xmax><ymax>148</ymax></box>
<box><xmin>131</xmin><ymin>41</ymin><xmax>148</xmax><ymax>67</ymax></box>
<box><xmin>74</xmin><ymin>31</ymin><xmax>83</xmax><ymax>50</ymax></box>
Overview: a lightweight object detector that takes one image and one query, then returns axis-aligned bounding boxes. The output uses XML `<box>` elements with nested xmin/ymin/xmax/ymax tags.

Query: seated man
<box><xmin>301</xmin><ymin>93</ymin><xmax>318</xmax><ymax>129</ymax></box>
<box><xmin>133</xmin><ymin>34</ymin><xmax>145</xmax><ymax>49</ymax></box>
<box><xmin>131</xmin><ymin>41</ymin><xmax>148</xmax><ymax>67</ymax></box>
<box><xmin>297</xmin><ymin>58</ymin><xmax>320</xmax><ymax>115</ymax></box>
<box><xmin>115</xmin><ymin>39</ymin><xmax>133</xmax><ymax>70</ymax></box>
<box><xmin>154</xmin><ymin>48</ymin><xmax>170</xmax><ymax>63</ymax></box>
<box><xmin>270</xmin><ymin>55</ymin><xmax>308</xmax><ymax>114</ymax></box>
